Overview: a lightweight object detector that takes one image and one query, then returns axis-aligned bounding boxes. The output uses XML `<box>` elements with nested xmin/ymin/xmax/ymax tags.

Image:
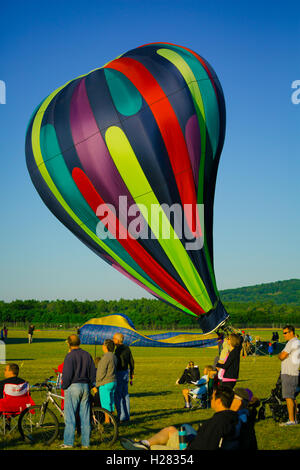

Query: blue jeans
<box><xmin>63</xmin><ymin>383</ymin><xmax>91</xmax><ymax>447</ymax></box>
<box><xmin>115</xmin><ymin>370</ymin><xmax>130</xmax><ymax>422</ymax></box>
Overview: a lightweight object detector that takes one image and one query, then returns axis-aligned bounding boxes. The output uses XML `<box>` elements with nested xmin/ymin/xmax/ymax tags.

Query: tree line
<box><xmin>0</xmin><ymin>298</ymin><xmax>300</xmax><ymax>329</ymax></box>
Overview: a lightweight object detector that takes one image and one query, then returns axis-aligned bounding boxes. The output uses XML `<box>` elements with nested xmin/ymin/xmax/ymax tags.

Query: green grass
<box><xmin>0</xmin><ymin>328</ymin><xmax>299</xmax><ymax>450</ymax></box>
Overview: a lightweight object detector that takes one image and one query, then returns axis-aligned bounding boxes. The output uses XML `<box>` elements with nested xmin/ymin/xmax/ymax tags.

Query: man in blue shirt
<box><xmin>61</xmin><ymin>334</ymin><xmax>96</xmax><ymax>448</ymax></box>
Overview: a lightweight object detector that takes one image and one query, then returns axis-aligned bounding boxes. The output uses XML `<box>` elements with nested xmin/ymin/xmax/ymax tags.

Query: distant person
<box><xmin>216</xmin><ymin>333</ymin><xmax>242</xmax><ymax>389</ymax></box>
<box><xmin>268</xmin><ymin>342</ymin><xmax>274</xmax><ymax>356</ymax></box>
<box><xmin>28</xmin><ymin>324</ymin><xmax>35</xmax><ymax>344</ymax></box>
<box><xmin>0</xmin><ymin>328</ymin><xmax>4</xmax><ymax>341</ymax></box>
<box><xmin>113</xmin><ymin>333</ymin><xmax>134</xmax><ymax>423</ymax></box>
<box><xmin>278</xmin><ymin>325</ymin><xmax>300</xmax><ymax>426</ymax></box>
<box><xmin>3</xmin><ymin>326</ymin><xmax>8</xmax><ymax>340</ymax></box>
<box><xmin>176</xmin><ymin>361</ymin><xmax>200</xmax><ymax>386</ymax></box>
<box><xmin>120</xmin><ymin>385</ymin><xmax>238</xmax><ymax>450</ymax></box>
<box><xmin>61</xmin><ymin>334</ymin><xmax>96</xmax><ymax>448</ymax></box>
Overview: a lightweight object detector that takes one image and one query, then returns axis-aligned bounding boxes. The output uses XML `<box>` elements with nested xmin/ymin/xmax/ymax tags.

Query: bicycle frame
<box><xmin>41</xmin><ymin>390</ymin><xmax>65</xmax><ymax>419</ymax></box>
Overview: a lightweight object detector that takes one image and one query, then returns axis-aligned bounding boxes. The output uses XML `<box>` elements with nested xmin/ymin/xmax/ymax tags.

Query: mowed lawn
<box><xmin>0</xmin><ymin>328</ymin><xmax>300</xmax><ymax>451</ymax></box>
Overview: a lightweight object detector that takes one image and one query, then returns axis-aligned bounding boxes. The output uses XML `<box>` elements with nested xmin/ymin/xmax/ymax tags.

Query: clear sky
<box><xmin>0</xmin><ymin>0</ymin><xmax>299</xmax><ymax>302</ymax></box>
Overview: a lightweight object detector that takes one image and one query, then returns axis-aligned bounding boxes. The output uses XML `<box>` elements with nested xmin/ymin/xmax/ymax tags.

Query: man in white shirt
<box><xmin>278</xmin><ymin>325</ymin><xmax>300</xmax><ymax>426</ymax></box>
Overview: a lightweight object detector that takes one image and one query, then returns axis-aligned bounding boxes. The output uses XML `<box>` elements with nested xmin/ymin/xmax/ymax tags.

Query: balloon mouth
<box><xmin>197</xmin><ymin>301</ymin><xmax>229</xmax><ymax>334</ymax></box>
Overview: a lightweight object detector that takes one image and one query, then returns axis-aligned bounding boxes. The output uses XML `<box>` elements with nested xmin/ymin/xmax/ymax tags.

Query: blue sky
<box><xmin>0</xmin><ymin>0</ymin><xmax>299</xmax><ymax>302</ymax></box>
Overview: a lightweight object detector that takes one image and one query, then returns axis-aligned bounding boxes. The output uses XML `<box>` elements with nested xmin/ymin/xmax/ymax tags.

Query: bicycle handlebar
<box><xmin>31</xmin><ymin>377</ymin><xmax>56</xmax><ymax>390</ymax></box>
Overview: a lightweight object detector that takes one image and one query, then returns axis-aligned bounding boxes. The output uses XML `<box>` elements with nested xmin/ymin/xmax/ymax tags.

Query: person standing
<box><xmin>61</xmin><ymin>334</ymin><xmax>96</xmax><ymax>448</ymax></box>
<box><xmin>215</xmin><ymin>333</ymin><xmax>242</xmax><ymax>389</ymax></box>
<box><xmin>278</xmin><ymin>325</ymin><xmax>300</xmax><ymax>426</ymax></box>
<box><xmin>93</xmin><ymin>339</ymin><xmax>117</xmax><ymax>423</ymax></box>
<box><xmin>113</xmin><ymin>333</ymin><xmax>134</xmax><ymax>423</ymax></box>
<box><xmin>28</xmin><ymin>325</ymin><xmax>35</xmax><ymax>344</ymax></box>
<box><xmin>3</xmin><ymin>326</ymin><xmax>8</xmax><ymax>340</ymax></box>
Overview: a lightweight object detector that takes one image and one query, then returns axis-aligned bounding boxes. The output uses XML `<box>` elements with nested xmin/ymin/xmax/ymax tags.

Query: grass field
<box><xmin>0</xmin><ymin>327</ymin><xmax>300</xmax><ymax>451</ymax></box>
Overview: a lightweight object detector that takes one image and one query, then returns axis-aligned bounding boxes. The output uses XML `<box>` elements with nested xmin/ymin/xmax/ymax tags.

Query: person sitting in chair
<box><xmin>0</xmin><ymin>363</ymin><xmax>34</xmax><ymax>414</ymax></box>
<box><xmin>176</xmin><ymin>361</ymin><xmax>200</xmax><ymax>386</ymax></box>
<box><xmin>181</xmin><ymin>365</ymin><xmax>216</xmax><ymax>409</ymax></box>
<box><xmin>0</xmin><ymin>364</ymin><xmax>26</xmax><ymax>399</ymax></box>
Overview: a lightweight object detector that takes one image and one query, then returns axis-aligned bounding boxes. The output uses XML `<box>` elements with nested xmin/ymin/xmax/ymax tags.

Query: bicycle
<box><xmin>18</xmin><ymin>378</ymin><xmax>118</xmax><ymax>447</ymax></box>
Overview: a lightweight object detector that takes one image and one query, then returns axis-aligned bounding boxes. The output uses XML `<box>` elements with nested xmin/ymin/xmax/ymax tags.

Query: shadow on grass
<box><xmin>3</xmin><ymin>338</ymin><xmax>65</xmax><ymax>345</ymax></box>
<box><xmin>131</xmin><ymin>391</ymin><xmax>172</xmax><ymax>398</ymax></box>
<box><xmin>0</xmin><ymin>435</ymin><xmax>22</xmax><ymax>450</ymax></box>
<box><xmin>3</xmin><ymin>358</ymin><xmax>35</xmax><ymax>362</ymax></box>
<box><xmin>126</xmin><ymin>406</ymin><xmax>210</xmax><ymax>429</ymax></box>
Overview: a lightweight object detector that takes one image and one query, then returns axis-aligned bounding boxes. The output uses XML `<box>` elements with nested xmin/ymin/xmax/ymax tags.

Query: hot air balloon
<box><xmin>25</xmin><ymin>42</ymin><xmax>228</xmax><ymax>334</ymax></box>
<box><xmin>78</xmin><ymin>314</ymin><xmax>218</xmax><ymax>348</ymax></box>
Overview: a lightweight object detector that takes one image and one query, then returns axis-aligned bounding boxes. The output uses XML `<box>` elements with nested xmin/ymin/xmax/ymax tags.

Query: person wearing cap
<box><xmin>230</xmin><ymin>387</ymin><xmax>258</xmax><ymax>449</ymax></box>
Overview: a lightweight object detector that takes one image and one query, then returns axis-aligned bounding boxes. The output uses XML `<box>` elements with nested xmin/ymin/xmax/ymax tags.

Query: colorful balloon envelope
<box><xmin>26</xmin><ymin>42</ymin><xmax>229</xmax><ymax>333</ymax></box>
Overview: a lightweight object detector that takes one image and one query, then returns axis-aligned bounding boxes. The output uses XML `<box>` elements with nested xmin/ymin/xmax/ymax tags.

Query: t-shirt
<box><xmin>187</xmin><ymin>410</ymin><xmax>238</xmax><ymax>450</ymax></box>
<box><xmin>115</xmin><ymin>344</ymin><xmax>134</xmax><ymax>376</ymax></box>
<box><xmin>96</xmin><ymin>352</ymin><xmax>118</xmax><ymax>387</ymax></box>
<box><xmin>281</xmin><ymin>337</ymin><xmax>300</xmax><ymax>376</ymax></box>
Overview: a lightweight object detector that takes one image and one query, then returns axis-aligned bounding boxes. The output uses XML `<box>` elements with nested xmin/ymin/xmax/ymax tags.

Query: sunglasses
<box><xmin>283</xmin><ymin>331</ymin><xmax>289</xmax><ymax>335</ymax></box>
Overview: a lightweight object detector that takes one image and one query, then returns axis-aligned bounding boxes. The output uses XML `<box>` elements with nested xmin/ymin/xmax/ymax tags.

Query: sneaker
<box><xmin>59</xmin><ymin>444</ymin><xmax>73</xmax><ymax>448</ymax></box>
<box><xmin>279</xmin><ymin>421</ymin><xmax>298</xmax><ymax>426</ymax></box>
<box><xmin>120</xmin><ymin>438</ymin><xmax>150</xmax><ymax>450</ymax></box>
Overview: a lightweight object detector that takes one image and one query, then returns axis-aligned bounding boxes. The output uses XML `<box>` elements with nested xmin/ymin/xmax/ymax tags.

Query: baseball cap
<box><xmin>234</xmin><ymin>387</ymin><xmax>252</xmax><ymax>402</ymax></box>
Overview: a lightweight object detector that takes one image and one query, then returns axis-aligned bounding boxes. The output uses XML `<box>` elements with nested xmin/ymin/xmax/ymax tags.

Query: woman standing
<box><xmin>216</xmin><ymin>333</ymin><xmax>242</xmax><ymax>389</ymax></box>
<box><xmin>94</xmin><ymin>339</ymin><xmax>117</xmax><ymax>421</ymax></box>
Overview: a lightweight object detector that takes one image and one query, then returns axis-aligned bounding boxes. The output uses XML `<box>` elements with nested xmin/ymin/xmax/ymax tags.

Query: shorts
<box><xmin>99</xmin><ymin>382</ymin><xmax>116</xmax><ymax>412</ymax></box>
<box><xmin>151</xmin><ymin>424</ymin><xmax>197</xmax><ymax>450</ymax></box>
<box><xmin>281</xmin><ymin>374</ymin><xmax>299</xmax><ymax>399</ymax></box>
<box><xmin>190</xmin><ymin>387</ymin><xmax>206</xmax><ymax>398</ymax></box>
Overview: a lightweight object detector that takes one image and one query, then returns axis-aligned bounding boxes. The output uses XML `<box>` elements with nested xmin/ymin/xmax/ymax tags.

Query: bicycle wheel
<box><xmin>18</xmin><ymin>405</ymin><xmax>59</xmax><ymax>445</ymax></box>
<box><xmin>90</xmin><ymin>407</ymin><xmax>118</xmax><ymax>446</ymax></box>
